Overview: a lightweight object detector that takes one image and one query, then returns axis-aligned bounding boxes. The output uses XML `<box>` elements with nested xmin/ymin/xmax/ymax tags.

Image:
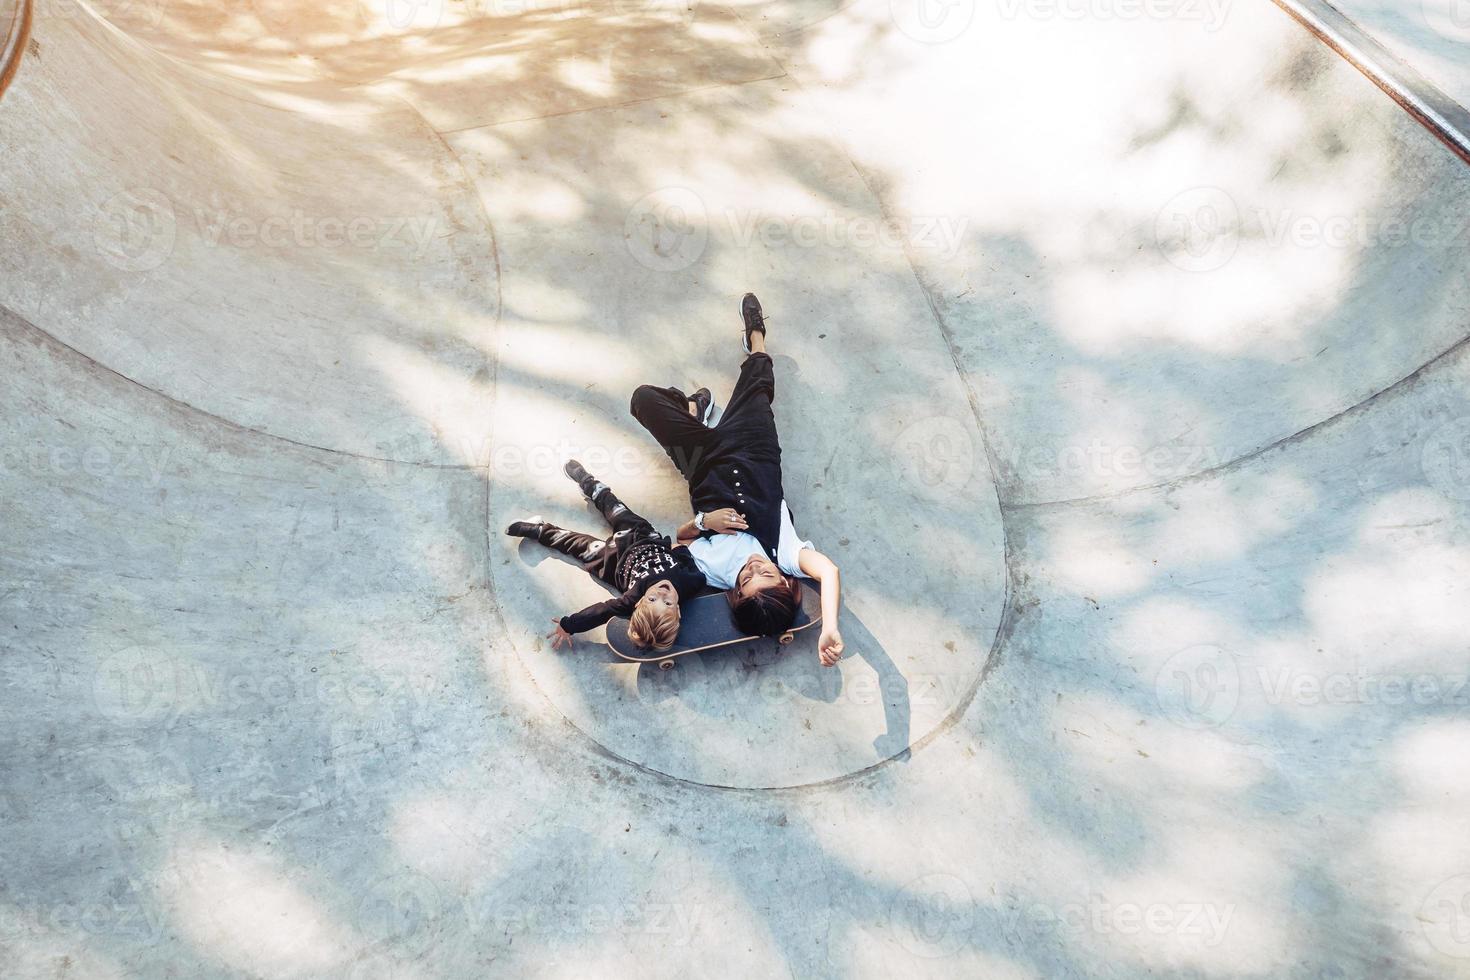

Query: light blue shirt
<box><xmin>686</xmin><ymin>501</ymin><xmax>814</xmax><ymax>590</ymax></box>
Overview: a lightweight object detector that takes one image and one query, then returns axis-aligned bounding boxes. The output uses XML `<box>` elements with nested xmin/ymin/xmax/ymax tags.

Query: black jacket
<box><xmin>560</xmin><ymin>536</ymin><xmax>706</xmax><ymax>633</ymax></box>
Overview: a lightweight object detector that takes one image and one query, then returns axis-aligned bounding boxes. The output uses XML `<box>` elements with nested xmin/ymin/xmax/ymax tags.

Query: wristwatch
<box><xmin>694</xmin><ymin>512</ymin><xmax>706</xmax><ymax>531</ymax></box>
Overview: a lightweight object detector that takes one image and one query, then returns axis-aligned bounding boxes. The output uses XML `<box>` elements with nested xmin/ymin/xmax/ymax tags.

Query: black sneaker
<box><xmin>563</xmin><ymin>458</ymin><xmax>590</xmax><ymax>485</ymax></box>
<box><xmin>687</xmin><ymin>387</ymin><xmax>717</xmax><ymax>426</ymax></box>
<box><xmin>505</xmin><ymin>516</ymin><xmax>545</xmax><ymax>538</ymax></box>
<box><xmin>741</xmin><ymin>292</ymin><xmax>766</xmax><ymax>354</ymax></box>
<box><xmin>563</xmin><ymin>459</ymin><xmax>605</xmax><ymax>502</ymax></box>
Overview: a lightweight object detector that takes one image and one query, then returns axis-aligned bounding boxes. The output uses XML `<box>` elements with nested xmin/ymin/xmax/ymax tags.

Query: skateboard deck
<box><xmin>606</xmin><ymin>580</ymin><xmax>821</xmax><ymax>669</ymax></box>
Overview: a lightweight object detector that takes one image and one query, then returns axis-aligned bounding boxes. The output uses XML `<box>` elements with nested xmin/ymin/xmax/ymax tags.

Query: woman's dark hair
<box><xmin>727</xmin><ymin>575</ymin><xmax>803</xmax><ymax>636</ymax></box>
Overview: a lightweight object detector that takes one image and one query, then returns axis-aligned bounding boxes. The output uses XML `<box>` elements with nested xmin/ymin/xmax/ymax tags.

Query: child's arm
<box><xmin>675</xmin><ymin>517</ymin><xmax>700</xmax><ymax>546</ymax></box>
<box><xmin>546</xmin><ymin>591</ymin><xmax>637</xmax><ymax>649</ymax></box>
<box><xmin>797</xmin><ymin>549</ymin><xmax>843</xmax><ymax>667</ymax></box>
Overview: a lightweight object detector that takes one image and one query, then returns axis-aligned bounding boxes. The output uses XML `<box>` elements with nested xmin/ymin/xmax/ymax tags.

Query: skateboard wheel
<box><xmin>778</xmin><ymin>632</ymin><xmax>794</xmax><ymax>645</ymax></box>
<box><xmin>659</xmin><ymin>660</ymin><xmax>675</xmax><ymax>670</ymax></box>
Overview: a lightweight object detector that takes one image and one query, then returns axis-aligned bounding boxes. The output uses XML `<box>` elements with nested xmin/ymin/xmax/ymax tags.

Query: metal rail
<box><xmin>1271</xmin><ymin>0</ymin><xmax>1470</xmax><ymax>167</ymax></box>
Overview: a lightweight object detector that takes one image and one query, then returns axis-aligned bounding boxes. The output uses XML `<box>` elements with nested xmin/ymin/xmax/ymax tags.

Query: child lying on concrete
<box><xmin>505</xmin><ymin>460</ymin><xmax>707</xmax><ymax>652</ymax></box>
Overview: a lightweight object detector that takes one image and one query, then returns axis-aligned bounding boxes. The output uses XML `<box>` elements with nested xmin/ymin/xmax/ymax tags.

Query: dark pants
<box><xmin>629</xmin><ymin>352</ymin><xmax>779</xmax><ymax>479</ymax></box>
<box><xmin>534</xmin><ymin>483</ymin><xmax>658</xmax><ymax>587</ymax></box>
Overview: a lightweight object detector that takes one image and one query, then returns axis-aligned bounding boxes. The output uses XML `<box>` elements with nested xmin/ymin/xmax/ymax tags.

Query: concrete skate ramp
<box><xmin>3</xmin><ymin>0</ymin><xmax>1470</xmax><ymax>975</ymax></box>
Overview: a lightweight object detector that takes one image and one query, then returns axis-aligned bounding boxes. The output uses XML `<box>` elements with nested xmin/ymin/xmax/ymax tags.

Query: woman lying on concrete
<box><xmin>630</xmin><ymin>293</ymin><xmax>844</xmax><ymax>667</ymax></box>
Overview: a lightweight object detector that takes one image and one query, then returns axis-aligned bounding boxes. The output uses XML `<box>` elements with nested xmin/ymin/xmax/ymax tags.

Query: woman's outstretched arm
<box><xmin>798</xmin><ymin>549</ymin><xmax>843</xmax><ymax>667</ymax></box>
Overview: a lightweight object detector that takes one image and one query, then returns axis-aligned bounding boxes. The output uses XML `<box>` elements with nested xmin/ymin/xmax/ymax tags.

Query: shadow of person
<box><xmin>834</xmin><ymin>607</ymin><xmax>912</xmax><ymax>762</ymax></box>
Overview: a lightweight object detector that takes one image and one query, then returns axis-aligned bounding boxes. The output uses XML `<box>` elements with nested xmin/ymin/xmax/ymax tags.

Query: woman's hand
<box><xmin>547</xmin><ymin>619</ymin><xmax>574</xmax><ymax>650</ymax></box>
<box><xmin>818</xmin><ymin>628</ymin><xmax>844</xmax><ymax>667</ymax></box>
<box><xmin>704</xmin><ymin>508</ymin><xmax>749</xmax><ymax>534</ymax></box>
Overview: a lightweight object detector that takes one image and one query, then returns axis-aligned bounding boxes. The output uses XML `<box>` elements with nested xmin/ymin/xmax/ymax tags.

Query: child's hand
<box><xmin>705</xmin><ymin>508</ymin><xmax>748</xmax><ymax>534</ymax></box>
<box><xmin>818</xmin><ymin>628</ymin><xmax>844</xmax><ymax>666</ymax></box>
<box><xmin>547</xmin><ymin>619</ymin><xmax>574</xmax><ymax>650</ymax></box>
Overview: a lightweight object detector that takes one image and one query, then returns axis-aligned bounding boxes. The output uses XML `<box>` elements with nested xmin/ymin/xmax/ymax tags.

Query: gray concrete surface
<box><xmin>2</xmin><ymin>0</ymin><xmax>1470</xmax><ymax>976</ymax></box>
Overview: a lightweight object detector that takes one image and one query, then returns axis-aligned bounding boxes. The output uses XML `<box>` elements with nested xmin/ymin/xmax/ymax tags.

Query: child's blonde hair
<box><xmin>627</xmin><ymin>601</ymin><xmax>680</xmax><ymax>651</ymax></box>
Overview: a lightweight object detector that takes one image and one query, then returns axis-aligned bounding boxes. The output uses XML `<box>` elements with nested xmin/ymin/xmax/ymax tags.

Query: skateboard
<box><xmin>606</xmin><ymin>580</ymin><xmax>822</xmax><ymax>669</ymax></box>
